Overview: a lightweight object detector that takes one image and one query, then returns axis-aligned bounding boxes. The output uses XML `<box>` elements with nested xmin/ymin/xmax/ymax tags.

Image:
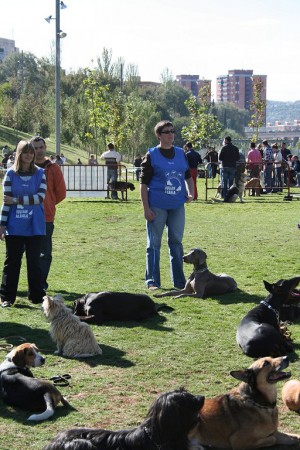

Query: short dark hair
<box><xmin>31</xmin><ymin>136</ymin><xmax>46</xmax><ymax>145</ymax></box>
<box><xmin>262</xmin><ymin>140</ymin><xmax>268</xmax><ymax>146</ymax></box>
<box><xmin>186</xmin><ymin>142</ymin><xmax>193</xmax><ymax>149</ymax></box>
<box><xmin>107</xmin><ymin>143</ymin><xmax>115</xmax><ymax>150</ymax></box>
<box><xmin>250</xmin><ymin>142</ymin><xmax>256</xmax><ymax>148</ymax></box>
<box><xmin>224</xmin><ymin>136</ymin><xmax>231</xmax><ymax>143</ymax></box>
<box><xmin>154</xmin><ymin>120</ymin><xmax>173</xmax><ymax>136</ymax></box>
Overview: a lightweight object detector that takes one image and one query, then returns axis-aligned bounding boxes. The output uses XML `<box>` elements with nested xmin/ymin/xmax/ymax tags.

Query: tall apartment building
<box><xmin>0</xmin><ymin>37</ymin><xmax>18</xmax><ymax>62</ymax></box>
<box><xmin>176</xmin><ymin>74</ymin><xmax>212</xmax><ymax>100</ymax></box>
<box><xmin>216</xmin><ymin>69</ymin><xmax>267</xmax><ymax>111</ymax></box>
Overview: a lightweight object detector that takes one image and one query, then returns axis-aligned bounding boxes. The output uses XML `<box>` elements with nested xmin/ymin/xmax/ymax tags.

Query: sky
<box><xmin>1</xmin><ymin>0</ymin><xmax>300</xmax><ymax>102</ymax></box>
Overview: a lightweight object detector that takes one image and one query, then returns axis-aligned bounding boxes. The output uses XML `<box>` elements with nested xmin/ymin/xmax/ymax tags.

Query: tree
<box><xmin>182</xmin><ymin>85</ymin><xmax>222</xmax><ymax>148</ymax></box>
<box><xmin>248</xmin><ymin>77</ymin><xmax>266</xmax><ymax>142</ymax></box>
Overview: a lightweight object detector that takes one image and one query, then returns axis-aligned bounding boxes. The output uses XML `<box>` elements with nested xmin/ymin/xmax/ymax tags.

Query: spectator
<box><xmin>31</xmin><ymin>136</ymin><xmax>66</xmax><ymax>290</ymax></box>
<box><xmin>133</xmin><ymin>154</ymin><xmax>142</xmax><ymax>181</ymax></box>
<box><xmin>184</xmin><ymin>142</ymin><xmax>202</xmax><ymax>200</ymax></box>
<box><xmin>88</xmin><ymin>154</ymin><xmax>98</xmax><ymax>165</ymax></box>
<box><xmin>2</xmin><ymin>145</ymin><xmax>9</xmax><ymax>157</ymax></box>
<box><xmin>2</xmin><ymin>153</ymin><xmax>9</xmax><ymax>169</ymax></box>
<box><xmin>60</xmin><ymin>153</ymin><xmax>66</xmax><ymax>164</ymax></box>
<box><xmin>140</xmin><ymin>120</ymin><xmax>194</xmax><ymax>290</ymax></box>
<box><xmin>262</xmin><ymin>140</ymin><xmax>274</xmax><ymax>193</ymax></box>
<box><xmin>272</xmin><ymin>144</ymin><xmax>283</xmax><ymax>192</ymax></box>
<box><xmin>246</xmin><ymin>142</ymin><xmax>262</xmax><ymax>178</ymax></box>
<box><xmin>100</xmin><ymin>143</ymin><xmax>121</xmax><ymax>200</ymax></box>
<box><xmin>6</xmin><ymin>155</ymin><xmax>15</xmax><ymax>170</ymax></box>
<box><xmin>77</xmin><ymin>158</ymin><xmax>82</xmax><ymax>165</ymax></box>
<box><xmin>292</xmin><ymin>155</ymin><xmax>300</xmax><ymax>186</ymax></box>
<box><xmin>281</xmin><ymin>142</ymin><xmax>291</xmax><ymax>161</ymax></box>
<box><xmin>0</xmin><ymin>140</ymin><xmax>47</xmax><ymax>308</ymax></box>
<box><xmin>203</xmin><ymin>147</ymin><xmax>218</xmax><ymax>178</ymax></box>
<box><xmin>218</xmin><ymin>136</ymin><xmax>240</xmax><ymax>200</ymax></box>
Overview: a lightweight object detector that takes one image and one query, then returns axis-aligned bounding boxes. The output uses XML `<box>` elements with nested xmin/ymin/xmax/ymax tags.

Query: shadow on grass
<box><xmin>0</xmin><ymin>400</ymin><xmax>74</xmax><ymax>425</ymax></box>
<box><xmin>214</xmin><ymin>289</ymin><xmax>261</xmax><ymax>305</ymax></box>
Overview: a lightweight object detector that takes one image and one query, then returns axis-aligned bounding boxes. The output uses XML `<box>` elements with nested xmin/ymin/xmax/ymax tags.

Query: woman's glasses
<box><xmin>160</xmin><ymin>129</ymin><xmax>175</xmax><ymax>134</ymax></box>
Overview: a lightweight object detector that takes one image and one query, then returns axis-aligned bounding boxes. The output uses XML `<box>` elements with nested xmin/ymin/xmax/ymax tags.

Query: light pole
<box><xmin>45</xmin><ymin>1</ymin><xmax>67</xmax><ymax>156</ymax></box>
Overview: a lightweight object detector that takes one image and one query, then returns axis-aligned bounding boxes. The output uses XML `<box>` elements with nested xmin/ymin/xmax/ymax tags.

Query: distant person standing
<box><xmin>246</xmin><ymin>142</ymin><xmax>262</xmax><ymax>178</ymax></box>
<box><xmin>0</xmin><ymin>141</ymin><xmax>47</xmax><ymax>307</ymax></box>
<box><xmin>133</xmin><ymin>154</ymin><xmax>142</xmax><ymax>181</ymax></box>
<box><xmin>100</xmin><ymin>143</ymin><xmax>121</xmax><ymax>200</ymax></box>
<box><xmin>218</xmin><ymin>136</ymin><xmax>240</xmax><ymax>200</ymax></box>
<box><xmin>77</xmin><ymin>158</ymin><xmax>83</xmax><ymax>165</ymax></box>
<box><xmin>262</xmin><ymin>140</ymin><xmax>274</xmax><ymax>193</ymax></box>
<box><xmin>203</xmin><ymin>147</ymin><xmax>218</xmax><ymax>178</ymax></box>
<box><xmin>184</xmin><ymin>142</ymin><xmax>202</xmax><ymax>200</ymax></box>
<box><xmin>88</xmin><ymin>154</ymin><xmax>98</xmax><ymax>165</ymax></box>
<box><xmin>31</xmin><ymin>136</ymin><xmax>66</xmax><ymax>290</ymax></box>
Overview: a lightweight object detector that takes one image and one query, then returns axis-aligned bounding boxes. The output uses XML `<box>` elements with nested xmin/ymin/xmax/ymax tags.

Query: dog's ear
<box><xmin>230</xmin><ymin>369</ymin><xmax>252</xmax><ymax>383</ymax></box>
<box><xmin>9</xmin><ymin>348</ymin><xmax>26</xmax><ymax>367</ymax></box>
<box><xmin>263</xmin><ymin>280</ymin><xmax>274</xmax><ymax>293</ymax></box>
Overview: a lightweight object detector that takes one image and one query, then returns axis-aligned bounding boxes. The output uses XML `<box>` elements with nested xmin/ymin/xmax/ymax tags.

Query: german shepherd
<box><xmin>190</xmin><ymin>356</ymin><xmax>300</xmax><ymax>450</ymax></box>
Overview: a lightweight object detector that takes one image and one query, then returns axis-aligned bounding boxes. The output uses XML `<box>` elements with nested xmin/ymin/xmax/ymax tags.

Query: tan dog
<box><xmin>154</xmin><ymin>248</ymin><xmax>237</xmax><ymax>299</ymax></box>
<box><xmin>0</xmin><ymin>343</ymin><xmax>71</xmax><ymax>421</ymax></box>
<box><xmin>245</xmin><ymin>177</ymin><xmax>261</xmax><ymax>196</ymax></box>
<box><xmin>190</xmin><ymin>356</ymin><xmax>300</xmax><ymax>450</ymax></box>
<box><xmin>42</xmin><ymin>295</ymin><xmax>102</xmax><ymax>358</ymax></box>
<box><xmin>282</xmin><ymin>379</ymin><xmax>300</xmax><ymax>413</ymax></box>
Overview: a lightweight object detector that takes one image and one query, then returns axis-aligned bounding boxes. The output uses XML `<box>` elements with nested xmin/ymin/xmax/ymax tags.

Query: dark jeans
<box><xmin>40</xmin><ymin>222</ymin><xmax>54</xmax><ymax>290</ymax></box>
<box><xmin>0</xmin><ymin>235</ymin><xmax>46</xmax><ymax>304</ymax></box>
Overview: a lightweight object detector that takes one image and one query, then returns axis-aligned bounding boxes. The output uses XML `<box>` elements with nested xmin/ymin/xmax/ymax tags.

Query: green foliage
<box><xmin>248</xmin><ymin>77</ymin><xmax>266</xmax><ymax>142</ymax></box>
<box><xmin>182</xmin><ymin>88</ymin><xmax>222</xmax><ymax>147</ymax></box>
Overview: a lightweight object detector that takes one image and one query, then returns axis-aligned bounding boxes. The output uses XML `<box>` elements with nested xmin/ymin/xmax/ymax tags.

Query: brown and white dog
<box><xmin>190</xmin><ymin>356</ymin><xmax>300</xmax><ymax>450</ymax></box>
<box><xmin>245</xmin><ymin>177</ymin><xmax>261</xmax><ymax>196</ymax></box>
<box><xmin>42</xmin><ymin>295</ymin><xmax>102</xmax><ymax>358</ymax></box>
<box><xmin>0</xmin><ymin>343</ymin><xmax>71</xmax><ymax>421</ymax></box>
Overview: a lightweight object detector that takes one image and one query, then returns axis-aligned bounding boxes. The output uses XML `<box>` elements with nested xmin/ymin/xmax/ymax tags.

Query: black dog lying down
<box><xmin>236</xmin><ymin>277</ymin><xmax>300</xmax><ymax>358</ymax></box>
<box><xmin>73</xmin><ymin>291</ymin><xmax>172</xmax><ymax>323</ymax></box>
<box><xmin>44</xmin><ymin>388</ymin><xmax>205</xmax><ymax>450</ymax></box>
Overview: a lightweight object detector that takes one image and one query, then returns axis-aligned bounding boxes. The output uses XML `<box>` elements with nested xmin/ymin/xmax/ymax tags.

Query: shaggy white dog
<box><xmin>42</xmin><ymin>295</ymin><xmax>102</xmax><ymax>358</ymax></box>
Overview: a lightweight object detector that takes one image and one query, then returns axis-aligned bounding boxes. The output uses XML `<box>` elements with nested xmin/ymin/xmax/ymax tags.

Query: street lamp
<box><xmin>45</xmin><ymin>1</ymin><xmax>67</xmax><ymax>156</ymax></box>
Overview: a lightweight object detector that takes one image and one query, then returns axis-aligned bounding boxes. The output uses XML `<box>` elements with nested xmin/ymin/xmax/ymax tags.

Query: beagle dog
<box><xmin>0</xmin><ymin>343</ymin><xmax>71</xmax><ymax>421</ymax></box>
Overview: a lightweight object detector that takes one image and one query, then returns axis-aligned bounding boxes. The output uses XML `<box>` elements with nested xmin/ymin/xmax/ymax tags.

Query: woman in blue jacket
<box><xmin>0</xmin><ymin>140</ymin><xmax>47</xmax><ymax>307</ymax></box>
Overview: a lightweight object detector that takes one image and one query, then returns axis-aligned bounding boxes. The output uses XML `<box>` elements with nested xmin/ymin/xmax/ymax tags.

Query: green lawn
<box><xmin>0</xmin><ymin>179</ymin><xmax>300</xmax><ymax>449</ymax></box>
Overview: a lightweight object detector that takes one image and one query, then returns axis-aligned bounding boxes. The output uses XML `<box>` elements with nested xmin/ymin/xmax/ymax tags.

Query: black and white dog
<box><xmin>0</xmin><ymin>343</ymin><xmax>71</xmax><ymax>421</ymax></box>
<box><xmin>44</xmin><ymin>388</ymin><xmax>205</xmax><ymax>450</ymax></box>
<box><xmin>236</xmin><ymin>277</ymin><xmax>300</xmax><ymax>358</ymax></box>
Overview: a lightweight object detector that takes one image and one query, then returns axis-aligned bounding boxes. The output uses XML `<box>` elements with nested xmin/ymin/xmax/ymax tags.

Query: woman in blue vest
<box><xmin>0</xmin><ymin>140</ymin><xmax>47</xmax><ymax>308</ymax></box>
<box><xmin>140</xmin><ymin>120</ymin><xmax>194</xmax><ymax>290</ymax></box>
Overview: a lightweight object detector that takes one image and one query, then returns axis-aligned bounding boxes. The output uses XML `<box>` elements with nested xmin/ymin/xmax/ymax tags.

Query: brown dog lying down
<box><xmin>154</xmin><ymin>248</ymin><xmax>237</xmax><ymax>299</ymax></box>
<box><xmin>73</xmin><ymin>292</ymin><xmax>172</xmax><ymax>323</ymax></box>
<box><xmin>190</xmin><ymin>356</ymin><xmax>300</xmax><ymax>450</ymax></box>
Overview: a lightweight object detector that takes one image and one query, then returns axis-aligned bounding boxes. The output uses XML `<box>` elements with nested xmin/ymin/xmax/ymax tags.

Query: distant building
<box><xmin>0</xmin><ymin>37</ymin><xmax>18</xmax><ymax>62</ymax></box>
<box><xmin>216</xmin><ymin>69</ymin><xmax>267</xmax><ymax>112</ymax></box>
<box><xmin>176</xmin><ymin>74</ymin><xmax>212</xmax><ymax>100</ymax></box>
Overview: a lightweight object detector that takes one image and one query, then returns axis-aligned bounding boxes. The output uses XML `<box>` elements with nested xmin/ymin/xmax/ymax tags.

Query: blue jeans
<box><xmin>221</xmin><ymin>167</ymin><xmax>236</xmax><ymax>199</ymax></box>
<box><xmin>145</xmin><ymin>205</ymin><xmax>186</xmax><ymax>289</ymax></box>
<box><xmin>264</xmin><ymin>165</ymin><xmax>273</xmax><ymax>193</ymax></box>
<box><xmin>40</xmin><ymin>222</ymin><xmax>54</xmax><ymax>290</ymax></box>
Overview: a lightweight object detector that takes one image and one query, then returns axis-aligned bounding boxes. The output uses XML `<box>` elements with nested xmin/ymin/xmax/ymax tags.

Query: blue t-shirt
<box><xmin>148</xmin><ymin>146</ymin><xmax>188</xmax><ymax>209</ymax></box>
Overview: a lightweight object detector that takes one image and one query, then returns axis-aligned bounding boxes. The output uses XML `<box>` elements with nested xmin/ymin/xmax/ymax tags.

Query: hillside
<box><xmin>267</xmin><ymin>100</ymin><xmax>300</xmax><ymax>124</ymax></box>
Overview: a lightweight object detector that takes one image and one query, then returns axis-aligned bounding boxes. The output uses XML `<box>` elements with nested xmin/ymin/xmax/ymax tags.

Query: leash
<box><xmin>260</xmin><ymin>301</ymin><xmax>280</xmax><ymax>323</ymax></box>
<box><xmin>0</xmin><ymin>336</ymin><xmax>27</xmax><ymax>351</ymax></box>
<box><xmin>49</xmin><ymin>374</ymin><xmax>72</xmax><ymax>387</ymax></box>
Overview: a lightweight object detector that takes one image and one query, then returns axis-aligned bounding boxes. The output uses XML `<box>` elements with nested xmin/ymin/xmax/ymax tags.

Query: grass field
<box><xmin>0</xmin><ymin>179</ymin><xmax>300</xmax><ymax>449</ymax></box>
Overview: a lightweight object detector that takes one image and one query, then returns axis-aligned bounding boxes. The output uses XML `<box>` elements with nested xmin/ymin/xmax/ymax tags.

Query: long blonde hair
<box><xmin>13</xmin><ymin>140</ymin><xmax>36</xmax><ymax>173</ymax></box>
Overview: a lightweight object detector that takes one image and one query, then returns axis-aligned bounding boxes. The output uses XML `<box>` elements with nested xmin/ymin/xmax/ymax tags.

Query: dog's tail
<box><xmin>27</xmin><ymin>392</ymin><xmax>55</xmax><ymax>421</ymax></box>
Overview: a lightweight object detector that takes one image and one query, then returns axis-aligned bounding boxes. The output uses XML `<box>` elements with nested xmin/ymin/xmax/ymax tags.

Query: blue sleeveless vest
<box><xmin>148</xmin><ymin>146</ymin><xmax>188</xmax><ymax>209</ymax></box>
<box><xmin>6</xmin><ymin>168</ymin><xmax>46</xmax><ymax>236</ymax></box>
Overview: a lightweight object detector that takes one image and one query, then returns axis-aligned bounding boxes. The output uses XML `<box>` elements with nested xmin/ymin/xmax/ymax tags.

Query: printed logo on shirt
<box><xmin>15</xmin><ymin>205</ymin><xmax>31</xmax><ymax>220</ymax></box>
<box><xmin>164</xmin><ymin>170</ymin><xmax>183</xmax><ymax>196</ymax></box>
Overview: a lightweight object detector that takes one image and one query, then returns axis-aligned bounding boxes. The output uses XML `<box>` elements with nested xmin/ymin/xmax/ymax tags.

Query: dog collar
<box><xmin>246</xmin><ymin>397</ymin><xmax>276</xmax><ymax>410</ymax></box>
<box><xmin>194</xmin><ymin>268</ymin><xmax>208</xmax><ymax>274</ymax></box>
<box><xmin>260</xmin><ymin>301</ymin><xmax>279</xmax><ymax>323</ymax></box>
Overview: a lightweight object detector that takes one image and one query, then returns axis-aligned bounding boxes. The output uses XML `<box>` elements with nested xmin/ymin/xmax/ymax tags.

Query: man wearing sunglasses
<box><xmin>140</xmin><ymin>120</ymin><xmax>194</xmax><ymax>291</ymax></box>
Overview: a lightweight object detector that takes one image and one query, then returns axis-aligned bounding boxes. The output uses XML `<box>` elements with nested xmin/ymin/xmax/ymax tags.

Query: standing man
<box><xmin>100</xmin><ymin>143</ymin><xmax>121</xmax><ymax>200</ymax></box>
<box><xmin>184</xmin><ymin>142</ymin><xmax>202</xmax><ymax>200</ymax></box>
<box><xmin>31</xmin><ymin>136</ymin><xmax>66</xmax><ymax>290</ymax></box>
<box><xmin>262</xmin><ymin>140</ymin><xmax>274</xmax><ymax>193</ymax></box>
<box><xmin>218</xmin><ymin>136</ymin><xmax>239</xmax><ymax>200</ymax></box>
